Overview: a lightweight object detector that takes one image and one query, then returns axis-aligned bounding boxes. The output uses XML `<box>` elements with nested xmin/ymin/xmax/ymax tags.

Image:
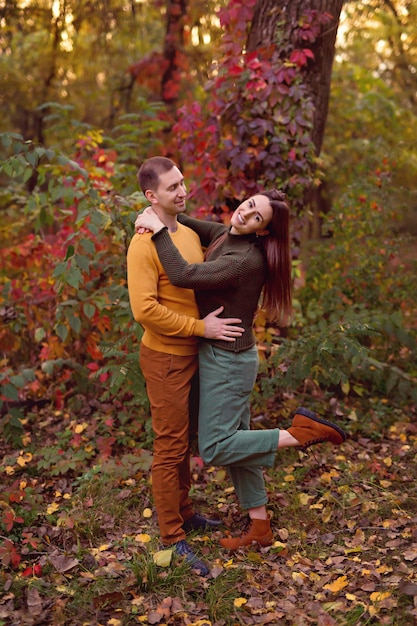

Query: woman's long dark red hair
<box><xmin>258</xmin><ymin>189</ymin><xmax>292</xmax><ymax>325</ymax></box>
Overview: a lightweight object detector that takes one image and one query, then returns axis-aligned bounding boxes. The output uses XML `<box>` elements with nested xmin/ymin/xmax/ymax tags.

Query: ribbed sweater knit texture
<box><xmin>152</xmin><ymin>213</ymin><xmax>267</xmax><ymax>353</ymax></box>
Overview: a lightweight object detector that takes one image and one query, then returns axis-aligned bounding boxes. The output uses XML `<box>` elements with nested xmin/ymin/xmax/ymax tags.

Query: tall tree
<box><xmin>247</xmin><ymin>0</ymin><xmax>344</xmax><ymax>156</ymax></box>
<box><xmin>174</xmin><ymin>0</ymin><xmax>345</xmax><ymax>224</ymax></box>
<box><xmin>322</xmin><ymin>0</ymin><xmax>417</xmax><ymax>230</ymax></box>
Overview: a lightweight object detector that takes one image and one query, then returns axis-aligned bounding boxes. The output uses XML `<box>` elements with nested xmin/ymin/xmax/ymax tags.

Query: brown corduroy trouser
<box><xmin>139</xmin><ymin>344</ymin><xmax>198</xmax><ymax>545</ymax></box>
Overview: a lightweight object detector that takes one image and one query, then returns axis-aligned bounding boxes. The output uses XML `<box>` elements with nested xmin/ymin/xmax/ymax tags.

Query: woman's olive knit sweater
<box><xmin>151</xmin><ymin>213</ymin><xmax>267</xmax><ymax>353</ymax></box>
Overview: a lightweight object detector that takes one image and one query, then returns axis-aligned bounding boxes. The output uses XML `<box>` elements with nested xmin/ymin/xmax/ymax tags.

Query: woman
<box><xmin>135</xmin><ymin>190</ymin><xmax>346</xmax><ymax>550</ymax></box>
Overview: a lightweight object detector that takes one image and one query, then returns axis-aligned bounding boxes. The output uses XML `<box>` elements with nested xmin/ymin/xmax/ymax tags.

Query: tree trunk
<box><xmin>247</xmin><ymin>0</ymin><xmax>344</xmax><ymax>156</ymax></box>
<box><xmin>161</xmin><ymin>0</ymin><xmax>188</xmax><ymax>105</ymax></box>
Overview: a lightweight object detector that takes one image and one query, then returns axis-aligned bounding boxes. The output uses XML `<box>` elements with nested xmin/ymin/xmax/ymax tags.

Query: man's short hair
<box><xmin>137</xmin><ymin>157</ymin><xmax>178</xmax><ymax>194</ymax></box>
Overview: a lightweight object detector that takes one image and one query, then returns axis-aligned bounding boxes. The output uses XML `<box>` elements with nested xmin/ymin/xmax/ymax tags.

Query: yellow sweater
<box><xmin>127</xmin><ymin>223</ymin><xmax>205</xmax><ymax>355</ymax></box>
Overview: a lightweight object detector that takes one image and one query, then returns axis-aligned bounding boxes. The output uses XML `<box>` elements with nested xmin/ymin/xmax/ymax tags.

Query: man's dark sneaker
<box><xmin>182</xmin><ymin>512</ymin><xmax>222</xmax><ymax>533</ymax></box>
<box><xmin>173</xmin><ymin>539</ymin><xmax>210</xmax><ymax>576</ymax></box>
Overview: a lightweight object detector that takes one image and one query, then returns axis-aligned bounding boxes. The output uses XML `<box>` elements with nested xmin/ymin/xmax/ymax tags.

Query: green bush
<box><xmin>255</xmin><ymin>162</ymin><xmax>417</xmax><ymax>410</ymax></box>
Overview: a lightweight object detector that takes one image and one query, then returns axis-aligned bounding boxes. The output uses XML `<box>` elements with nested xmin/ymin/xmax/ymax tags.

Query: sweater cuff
<box><xmin>151</xmin><ymin>226</ymin><xmax>168</xmax><ymax>240</ymax></box>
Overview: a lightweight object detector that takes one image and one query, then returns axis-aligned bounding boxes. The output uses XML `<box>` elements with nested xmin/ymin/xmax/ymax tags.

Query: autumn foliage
<box><xmin>1</xmin><ymin>1</ymin><xmax>417</xmax><ymax>624</ymax></box>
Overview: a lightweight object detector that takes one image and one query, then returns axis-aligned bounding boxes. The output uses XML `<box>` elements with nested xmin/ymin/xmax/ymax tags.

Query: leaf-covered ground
<box><xmin>1</xmin><ymin>400</ymin><xmax>417</xmax><ymax>626</ymax></box>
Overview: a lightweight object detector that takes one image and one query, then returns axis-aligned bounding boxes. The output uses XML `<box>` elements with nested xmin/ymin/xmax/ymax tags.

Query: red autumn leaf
<box><xmin>22</xmin><ymin>564</ymin><xmax>42</xmax><ymax>577</ymax></box>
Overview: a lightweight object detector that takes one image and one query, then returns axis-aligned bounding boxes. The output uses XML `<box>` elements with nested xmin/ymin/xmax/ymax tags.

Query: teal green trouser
<box><xmin>197</xmin><ymin>342</ymin><xmax>279</xmax><ymax>510</ymax></box>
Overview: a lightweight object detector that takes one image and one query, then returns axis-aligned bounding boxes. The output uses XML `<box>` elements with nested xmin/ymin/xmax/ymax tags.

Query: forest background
<box><xmin>1</xmin><ymin>0</ymin><xmax>417</xmax><ymax>624</ymax></box>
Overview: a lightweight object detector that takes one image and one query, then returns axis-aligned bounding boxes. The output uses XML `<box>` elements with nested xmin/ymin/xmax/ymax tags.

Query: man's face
<box><xmin>149</xmin><ymin>166</ymin><xmax>187</xmax><ymax>216</ymax></box>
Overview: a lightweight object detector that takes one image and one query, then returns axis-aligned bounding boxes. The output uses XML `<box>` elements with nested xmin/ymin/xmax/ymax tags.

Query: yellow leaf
<box><xmin>322</xmin><ymin>506</ymin><xmax>333</xmax><ymax>523</ymax></box>
<box><xmin>88</xmin><ymin>544</ymin><xmax>112</xmax><ymax>555</ymax></box>
<box><xmin>324</xmin><ymin>575</ymin><xmax>349</xmax><ymax>593</ymax></box>
<box><xmin>234</xmin><ymin>597</ymin><xmax>247</xmax><ymax>607</ymax></box>
<box><xmin>284</xmin><ymin>474</ymin><xmax>295</xmax><ymax>482</ymax></box>
<box><xmin>370</xmin><ymin>591</ymin><xmax>391</xmax><ymax>603</ymax></box>
<box><xmin>142</xmin><ymin>508</ymin><xmax>152</xmax><ymax>518</ymax></box>
<box><xmin>278</xmin><ymin>528</ymin><xmax>288</xmax><ymax>540</ymax></box>
<box><xmin>107</xmin><ymin>620</ymin><xmax>122</xmax><ymax>626</ymax></box>
<box><xmin>247</xmin><ymin>551</ymin><xmax>262</xmax><ymax>563</ymax></box>
<box><xmin>98</xmin><ymin>543</ymin><xmax>111</xmax><ymax>552</ymax></box>
<box><xmin>153</xmin><ymin>549</ymin><xmax>173</xmax><ymax>567</ymax></box>
<box><xmin>309</xmin><ymin>571</ymin><xmax>321</xmax><ymax>583</ymax></box>
<box><xmin>17</xmin><ymin>452</ymin><xmax>33</xmax><ymax>466</ymax></box>
<box><xmin>292</xmin><ymin>571</ymin><xmax>308</xmax><ymax>584</ymax></box>
<box><xmin>135</xmin><ymin>533</ymin><xmax>151</xmax><ymax>543</ymax></box>
<box><xmin>379</xmin><ymin>480</ymin><xmax>391</xmax><ymax>488</ymax></box>
<box><xmin>46</xmin><ymin>502</ymin><xmax>59</xmax><ymax>515</ymax></box>
<box><xmin>320</xmin><ymin>469</ymin><xmax>339</xmax><ymax>483</ymax></box>
<box><xmin>5</xmin><ymin>466</ymin><xmax>15</xmax><ymax>475</ymax></box>
<box><xmin>344</xmin><ymin>547</ymin><xmax>362</xmax><ymax>554</ymax></box>
<box><xmin>299</xmin><ymin>493</ymin><xmax>314</xmax><ymax>505</ymax></box>
<box><xmin>74</xmin><ymin>423</ymin><xmax>87</xmax><ymax>434</ymax></box>
<box><xmin>383</xmin><ymin>457</ymin><xmax>392</xmax><ymax>467</ymax></box>
<box><xmin>345</xmin><ymin>593</ymin><xmax>358</xmax><ymax>601</ymax></box>
<box><xmin>213</xmin><ymin>469</ymin><xmax>226</xmax><ymax>482</ymax></box>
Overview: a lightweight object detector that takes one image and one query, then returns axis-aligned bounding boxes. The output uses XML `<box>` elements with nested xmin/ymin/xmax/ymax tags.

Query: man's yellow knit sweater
<box><xmin>127</xmin><ymin>223</ymin><xmax>205</xmax><ymax>355</ymax></box>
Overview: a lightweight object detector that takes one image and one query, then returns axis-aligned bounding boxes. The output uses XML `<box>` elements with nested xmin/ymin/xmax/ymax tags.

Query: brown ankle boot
<box><xmin>220</xmin><ymin>516</ymin><xmax>273</xmax><ymax>551</ymax></box>
<box><xmin>288</xmin><ymin>407</ymin><xmax>346</xmax><ymax>451</ymax></box>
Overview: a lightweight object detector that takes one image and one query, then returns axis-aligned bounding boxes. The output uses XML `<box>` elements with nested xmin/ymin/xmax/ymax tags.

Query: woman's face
<box><xmin>230</xmin><ymin>195</ymin><xmax>273</xmax><ymax>236</ymax></box>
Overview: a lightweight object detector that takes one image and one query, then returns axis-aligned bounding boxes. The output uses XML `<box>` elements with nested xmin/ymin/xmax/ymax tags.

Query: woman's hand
<box><xmin>135</xmin><ymin>207</ymin><xmax>164</xmax><ymax>234</ymax></box>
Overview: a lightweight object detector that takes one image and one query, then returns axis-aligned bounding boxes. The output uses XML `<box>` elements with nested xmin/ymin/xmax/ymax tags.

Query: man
<box><xmin>127</xmin><ymin>157</ymin><xmax>244</xmax><ymax>576</ymax></box>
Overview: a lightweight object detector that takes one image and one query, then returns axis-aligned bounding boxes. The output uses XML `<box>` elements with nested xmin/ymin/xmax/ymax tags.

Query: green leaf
<box><xmin>88</xmin><ymin>223</ymin><xmax>99</xmax><ymax>236</ymax></box>
<box><xmin>75</xmin><ymin>254</ymin><xmax>90</xmax><ymax>271</ymax></box>
<box><xmin>2</xmin><ymin>160</ymin><xmax>14</xmax><ymax>177</ymax></box>
<box><xmin>9</xmin><ymin>374</ymin><xmax>26</xmax><ymax>388</ymax></box>
<box><xmin>56</xmin><ymin>323</ymin><xmax>69</xmax><ymax>342</ymax></box>
<box><xmin>69</xmin><ymin>314</ymin><xmax>81</xmax><ymax>334</ymax></box>
<box><xmin>1</xmin><ymin>383</ymin><xmax>19</xmax><ymax>401</ymax></box>
<box><xmin>83</xmin><ymin>303</ymin><xmax>96</xmax><ymax>319</ymax></box>
<box><xmin>65</xmin><ymin>245</ymin><xmax>75</xmax><ymax>261</ymax></box>
<box><xmin>52</xmin><ymin>261</ymin><xmax>68</xmax><ymax>278</ymax></box>
<box><xmin>1</xmin><ymin>133</ymin><xmax>12</xmax><ymax>149</ymax></box>
<box><xmin>23</xmin><ymin>167</ymin><xmax>33</xmax><ymax>183</ymax></box>
<box><xmin>66</xmin><ymin>265</ymin><xmax>82</xmax><ymax>289</ymax></box>
<box><xmin>35</xmin><ymin>328</ymin><xmax>46</xmax><ymax>342</ymax></box>
<box><xmin>80</xmin><ymin>238</ymin><xmax>96</xmax><ymax>254</ymax></box>
<box><xmin>41</xmin><ymin>361</ymin><xmax>55</xmax><ymax>375</ymax></box>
